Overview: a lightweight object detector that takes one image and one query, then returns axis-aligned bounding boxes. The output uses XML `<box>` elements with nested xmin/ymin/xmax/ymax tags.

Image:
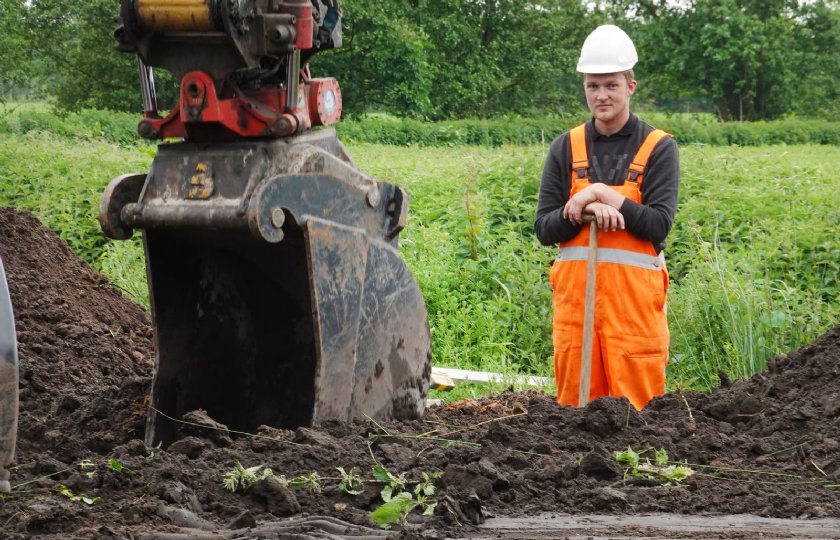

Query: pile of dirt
<box><xmin>1</xmin><ymin>207</ymin><xmax>839</xmax><ymax>539</ymax></box>
<box><xmin>0</xmin><ymin>208</ymin><xmax>153</xmax><ymax>458</ymax></box>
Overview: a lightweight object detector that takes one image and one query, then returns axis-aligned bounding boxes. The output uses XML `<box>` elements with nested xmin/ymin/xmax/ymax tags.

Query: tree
<box><xmin>788</xmin><ymin>0</ymin><xmax>840</xmax><ymax>118</ymax></box>
<box><xmin>630</xmin><ymin>0</ymin><xmax>816</xmax><ymax>120</ymax></box>
<box><xmin>31</xmin><ymin>0</ymin><xmax>149</xmax><ymax>111</ymax></box>
<box><xmin>23</xmin><ymin>0</ymin><xmax>178</xmax><ymax>112</ymax></box>
<box><xmin>313</xmin><ymin>1</ymin><xmax>435</xmax><ymax>118</ymax></box>
<box><xmin>0</xmin><ymin>0</ymin><xmax>33</xmax><ymax>100</ymax></box>
<box><xmin>10</xmin><ymin>0</ymin><xmax>840</xmax><ymax>119</ymax></box>
<box><xmin>314</xmin><ymin>0</ymin><xmax>593</xmax><ymax>119</ymax></box>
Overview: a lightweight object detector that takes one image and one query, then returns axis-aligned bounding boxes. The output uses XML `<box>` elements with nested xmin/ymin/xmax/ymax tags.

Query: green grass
<box><xmin>0</xmin><ymin>123</ymin><xmax>837</xmax><ymax>397</ymax></box>
<box><xmin>0</xmin><ymin>130</ymin><xmax>153</xmax><ymax>262</ymax></box>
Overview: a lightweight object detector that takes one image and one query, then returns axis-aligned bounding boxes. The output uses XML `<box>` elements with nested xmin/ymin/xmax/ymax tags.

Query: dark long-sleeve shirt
<box><xmin>534</xmin><ymin>114</ymin><xmax>680</xmax><ymax>253</ymax></box>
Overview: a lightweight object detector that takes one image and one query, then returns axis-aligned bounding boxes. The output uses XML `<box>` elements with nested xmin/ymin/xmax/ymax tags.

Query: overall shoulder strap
<box><xmin>569</xmin><ymin>124</ymin><xmax>589</xmax><ymax>179</ymax></box>
<box><xmin>626</xmin><ymin>129</ymin><xmax>670</xmax><ymax>186</ymax></box>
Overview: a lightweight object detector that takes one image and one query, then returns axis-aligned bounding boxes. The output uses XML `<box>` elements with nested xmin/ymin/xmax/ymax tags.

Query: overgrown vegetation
<box><xmin>0</xmin><ymin>116</ymin><xmax>152</xmax><ymax>282</ymax></box>
<box><xmin>0</xmin><ymin>113</ymin><xmax>837</xmax><ymax>395</ymax></box>
<box><xmin>0</xmin><ymin>104</ymin><xmax>142</xmax><ymax>147</ymax></box>
<box><xmin>353</xmin><ymin>142</ymin><xmax>840</xmax><ymax>392</ymax></box>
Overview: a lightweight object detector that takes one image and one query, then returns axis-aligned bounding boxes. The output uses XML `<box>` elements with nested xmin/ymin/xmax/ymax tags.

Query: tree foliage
<box><xmin>9</xmin><ymin>0</ymin><xmax>177</xmax><ymax>112</ymax></box>
<box><xmin>314</xmin><ymin>0</ymin><xmax>592</xmax><ymax>119</ymax></box>
<box><xmin>40</xmin><ymin>0</ymin><xmax>140</xmax><ymax>111</ymax></box>
<box><xmin>790</xmin><ymin>0</ymin><xmax>840</xmax><ymax>117</ymax></box>
<box><xmin>629</xmin><ymin>0</ymin><xmax>840</xmax><ymax>120</ymax></box>
<box><xmin>2</xmin><ymin>0</ymin><xmax>840</xmax><ymax>119</ymax></box>
<box><xmin>0</xmin><ymin>0</ymin><xmax>33</xmax><ymax>98</ymax></box>
<box><xmin>314</xmin><ymin>2</ymin><xmax>436</xmax><ymax>118</ymax></box>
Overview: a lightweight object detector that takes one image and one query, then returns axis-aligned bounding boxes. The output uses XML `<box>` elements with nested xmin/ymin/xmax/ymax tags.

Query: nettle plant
<box><xmin>336</xmin><ymin>466</ymin><xmax>365</xmax><ymax>496</ymax></box>
<box><xmin>614</xmin><ymin>447</ymin><xmax>694</xmax><ymax>485</ymax></box>
<box><xmin>220</xmin><ymin>461</ymin><xmax>442</xmax><ymax>529</ymax></box>
<box><xmin>368</xmin><ymin>465</ymin><xmax>441</xmax><ymax>529</ymax></box>
<box><xmin>221</xmin><ymin>460</ymin><xmax>275</xmax><ymax>493</ymax></box>
<box><xmin>55</xmin><ymin>457</ymin><xmax>133</xmax><ymax>505</ymax></box>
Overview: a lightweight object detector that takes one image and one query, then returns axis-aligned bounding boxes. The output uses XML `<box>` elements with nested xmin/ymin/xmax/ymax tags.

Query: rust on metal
<box><xmin>187</xmin><ymin>162</ymin><xmax>215</xmax><ymax>200</ymax></box>
<box><xmin>134</xmin><ymin>0</ymin><xmax>217</xmax><ymax>33</ymax></box>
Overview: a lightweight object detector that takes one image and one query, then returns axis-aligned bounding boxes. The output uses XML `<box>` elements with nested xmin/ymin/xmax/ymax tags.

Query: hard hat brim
<box><xmin>576</xmin><ymin>63</ymin><xmax>637</xmax><ymax>74</ymax></box>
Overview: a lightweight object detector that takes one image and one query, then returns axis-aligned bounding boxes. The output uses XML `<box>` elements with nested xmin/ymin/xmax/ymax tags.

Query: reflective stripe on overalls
<box><xmin>549</xmin><ymin>124</ymin><xmax>671</xmax><ymax>410</ymax></box>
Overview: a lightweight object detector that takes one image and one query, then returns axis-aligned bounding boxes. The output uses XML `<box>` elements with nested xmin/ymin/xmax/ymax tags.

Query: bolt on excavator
<box><xmin>100</xmin><ymin>0</ymin><xmax>432</xmax><ymax>447</ymax></box>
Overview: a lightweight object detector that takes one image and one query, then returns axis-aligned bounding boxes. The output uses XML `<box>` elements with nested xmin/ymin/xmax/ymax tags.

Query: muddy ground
<box><xmin>0</xmin><ymin>206</ymin><xmax>839</xmax><ymax>539</ymax></box>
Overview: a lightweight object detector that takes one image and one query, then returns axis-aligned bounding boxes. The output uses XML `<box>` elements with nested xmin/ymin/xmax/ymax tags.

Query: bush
<box><xmin>8</xmin><ymin>104</ymin><xmax>840</xmax><ymax>150</ymax></box>
<box><xmin>0</xmin><ymin>105</ymin><xmax>142</xmax><ymax>146</ymax></box>
<box><xmin>336</xmin><ymin>116</ymin><xmax>586</xmax><ymax>147</ymax></box>
<box><xmin>337</xmin><ymin>114</ymin><xmax>840</xmax><ymax>148</ymax></box>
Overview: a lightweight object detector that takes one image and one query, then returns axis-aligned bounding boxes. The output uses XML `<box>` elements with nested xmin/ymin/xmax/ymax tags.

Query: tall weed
<box><xmin>667</xmin><ymin>227</ymin><xmax>830</xmax><ymax>390</ymax></box>
<box><xmin>0</xmin><ymin>103</ymin><xmax>143</xmax><ymax>147</ymax></box>
<box><xmin>98</xmin><ymin>238</ymin><xmax>149</xmax><ymax>308</ymax></box>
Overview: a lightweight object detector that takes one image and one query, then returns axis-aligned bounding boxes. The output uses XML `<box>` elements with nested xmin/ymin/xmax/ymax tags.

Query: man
<box><xmin>534</xmin><ymin>24</ymin><xmax>679</xmax><ymax>410</ymax></box>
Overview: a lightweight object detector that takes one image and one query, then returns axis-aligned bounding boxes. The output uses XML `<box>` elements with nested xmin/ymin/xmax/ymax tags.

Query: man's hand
<box><xmin>562</xmin><ymin>183</ymin><xmax>627</xmax><ymax>225</ymax></box>
<box><xmin>562</xmin><ymin>184</ymin><xmax>599</xmax><ymax>224</ymax></box>
<box><xmin>585</xmin><ymin>202</ymin><xmax>625</xmax><ymax>231</ymax></box>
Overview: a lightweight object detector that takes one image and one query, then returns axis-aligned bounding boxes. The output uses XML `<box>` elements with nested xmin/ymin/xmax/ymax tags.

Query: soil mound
<box><xmin>0</xmin><ymin>208</ymin><xmax>153</xmax><ymax>459</ymax></box>
<box><xmin>0</xmin><ymin>207</ymin><xmax>838</xmax><ymax>539</ymax></box>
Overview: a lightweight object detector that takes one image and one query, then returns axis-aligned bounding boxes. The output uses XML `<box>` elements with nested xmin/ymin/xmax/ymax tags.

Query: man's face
<box><xmin>584</xmin><ymin>73</ymin><xmax>636</xmax><ymax>125</ymax></box>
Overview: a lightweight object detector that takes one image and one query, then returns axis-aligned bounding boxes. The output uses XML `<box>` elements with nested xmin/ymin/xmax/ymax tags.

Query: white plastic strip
<box><xmin>432</xmin><ymin>367</ymin><xmax>551</xmax><ymax>388</ymax></box>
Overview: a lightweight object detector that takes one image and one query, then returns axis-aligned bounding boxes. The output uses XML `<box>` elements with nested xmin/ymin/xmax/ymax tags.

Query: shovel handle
<box><xmin>578</xmin><ymin>214</ymin><xmax>597</xmax><ymax>407</ymax></box>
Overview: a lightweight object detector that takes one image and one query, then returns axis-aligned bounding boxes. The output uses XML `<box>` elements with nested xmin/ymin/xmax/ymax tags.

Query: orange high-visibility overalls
<box><xmin>549</xmin><ymin>124</ymin><xmax>671</xmax><ymax>410</ymax></box>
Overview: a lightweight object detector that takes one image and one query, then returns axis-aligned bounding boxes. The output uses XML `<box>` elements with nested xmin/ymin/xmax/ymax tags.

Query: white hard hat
<box><xmin>576</xmin><ymin>25</ymin><xmax>638</xmax><ymax>74</ymax></box>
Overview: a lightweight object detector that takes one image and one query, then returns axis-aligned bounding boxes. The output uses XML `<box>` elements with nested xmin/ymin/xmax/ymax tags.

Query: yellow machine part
<box><xmin>135</xmin><ymin>0</ymin><xmax>216</xmax><ymax>33</ymax></box>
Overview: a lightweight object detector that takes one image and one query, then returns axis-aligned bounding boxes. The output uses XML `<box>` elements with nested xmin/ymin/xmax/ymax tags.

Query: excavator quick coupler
<box><xmin>101</xmin><ymin>129</ymin><xmax>432</xmax><ymax>447</ymax></box>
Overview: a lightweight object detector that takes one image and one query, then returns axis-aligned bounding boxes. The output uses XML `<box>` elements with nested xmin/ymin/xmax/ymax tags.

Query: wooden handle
<box><xmin>578</xmin><ymin>219</ymin><xmax>598</xmax><ymax>407</ymax></box>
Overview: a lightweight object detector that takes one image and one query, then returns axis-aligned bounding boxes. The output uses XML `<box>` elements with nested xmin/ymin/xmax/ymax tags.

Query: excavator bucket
<box><xmin>0</xmin><ymin>257</ymin><xmax>18</xmax><ymax>493</ymax></box>
<box><xmin>101</xmin><ymin>130</ymin><xmax>432</xmax><ymax>447</ymax></box>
